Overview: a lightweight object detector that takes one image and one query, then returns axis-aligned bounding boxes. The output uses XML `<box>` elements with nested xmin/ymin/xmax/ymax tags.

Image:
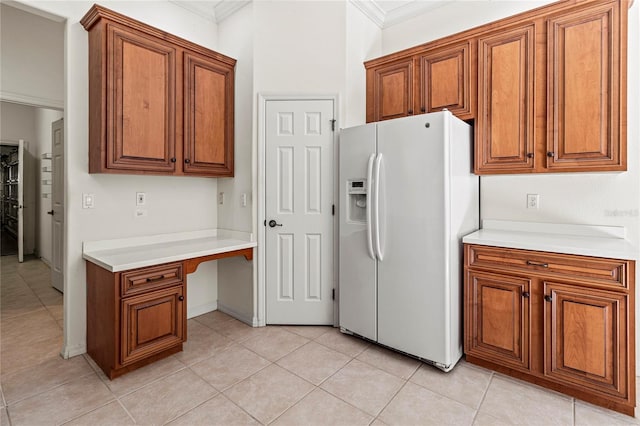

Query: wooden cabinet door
<box><xmin>465</xmin><ymin>270</ymin><xmax>531</xmax><ymax>370</ymax></box>
<box><xmin>120</xmin><ymin>285</ymin><xmax>185</xmax><ymax>366</ymax></box>
<box><xmin>476</xmin><ymin>24</ymin><xmax>535</xmax><ymax>174</ymax></box>
<box><xmin>546</xmin><ymin>2</ymin><xmax>625</xmax><ymax>171</ymax></box>
<box><xmin>544</xmin><ymin>282</ymin><xmax>628</xmax><ymax>398</ymax></box>
<box><xmin>108</xmin><ymin>24</ymin><xmax>176</xmax><ymax>172</ymax></box>
<box><xmin>366</xmin><ymin>58</ymin><xmax>414</xmax><ymax>123</ymax></box>
<box><xmin>417</xmin><ymin>41</ymin><xmax>473</xmax><ymax>119</ymax></box>
<box><xmin>183</xmin><ymin>52</ymin><xmax>234</xmax><ymax>176</ymax></box>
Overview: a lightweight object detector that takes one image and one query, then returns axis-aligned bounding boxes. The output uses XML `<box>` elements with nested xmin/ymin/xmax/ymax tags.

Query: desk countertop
<box><xmin>83</xmin><ymin>229</ymin><xmax>257</xmax><ymax>272</ymax></box>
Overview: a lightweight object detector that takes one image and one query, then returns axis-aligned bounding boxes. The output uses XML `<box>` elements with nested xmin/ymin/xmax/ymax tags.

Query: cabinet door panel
<box><xmin>544</xmin><ymin>282</ymin><xmax>627</xmax><ymax>398</ymax></box>
<box><xmin>109</xmin><ymin>25</ymin><xmax>176</xmax><ymax>172</ymax></box>
<box><xmin>476</xmin><ymin>25</ymin><xmax>535</xmax><ymax>173</ymax></box>
<box><xmin>183</xmin><ymin>52</ymin><xmax>234</xmax><ymax>176</ymax></box>
<box><xmin>368</xmin><ymin>59</ymin><xmax>414</xmax><ymax>122</ymax></box>
<box><xmin>547</xmin><ymin>2</ymin><xmax>623</xmax><ymax>170</ymax></box>
<box><xmin>465</xmin><ymin>270</ymin><xmax>530</xmax><ymax>370</ymax></box>
<box><xmin>418</xmin><ymin>42</ymin><xmax>472</xmax><ymax>119</ymax></box>
<box><xmin>121</xmin><ymin>285</ymin><xmax>184</xmax><ymax>366</ymax></box>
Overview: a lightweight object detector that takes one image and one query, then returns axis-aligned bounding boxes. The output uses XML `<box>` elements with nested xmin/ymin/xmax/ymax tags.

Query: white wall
<box><xmin>0</xmin><ymin>4</ymin><xmax>64</xmax><ymax>108</ymax></box>
<box><xmin>34</xmin><ymin>108</ymin><xmax>64</xmax><ymax>265</ymax></box>
<box><xmin>345</xmin><ymin>2</ymin><xmax>382</xmax><ymax>127</ymax></box>
<box><xmin>13</xmin><ymin>0</ymin><xmax>222</xmax><ymax>357</ymax></box>
<box><xmin>0</xmin><ymin>102</ymin><xmax>37</xmax><ymax>255</ymax></box>
<box><xmin>217</xmin><ymin>3</ymin><xmax>255</xmax><ymax>323</ymax></box>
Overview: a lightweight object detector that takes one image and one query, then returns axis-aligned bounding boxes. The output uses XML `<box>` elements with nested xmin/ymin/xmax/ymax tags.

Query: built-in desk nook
<box><xmin>82</xmin><ymin>230</ymin><xmax>256</xmax><ymax>379</ymax></box>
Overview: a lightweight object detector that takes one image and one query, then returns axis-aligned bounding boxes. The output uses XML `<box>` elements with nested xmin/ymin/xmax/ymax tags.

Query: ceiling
<box><xmin>169</xmin><ymin>0</ymin><xmax>453</xmax><ymax>28</ymax></box>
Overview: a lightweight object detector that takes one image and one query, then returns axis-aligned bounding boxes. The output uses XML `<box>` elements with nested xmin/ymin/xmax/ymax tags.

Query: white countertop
<box><xmin>83</xmin><ymin>229</ymin><xmax>257</xmax><ymax>272</ymax></box>
<box><xmin>463</xmin><ymin>220</ymin><xmax>639</xmax><ymax>261</ymax></box>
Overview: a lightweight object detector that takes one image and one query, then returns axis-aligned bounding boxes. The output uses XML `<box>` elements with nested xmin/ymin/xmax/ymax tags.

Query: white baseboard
<box><xmin>60</xmin><ymin>342</ymin><xmax>86</xmax><ymax>359</ymax></box>
<box><xmin>188</xmin><ymin>301</ymin><xmax>218</xmax><ymax>319</ymax></box>
<box><xmin>217</xmin><ymin>302</ymin><xmax>257</xmax><ymax>326</ymax></box>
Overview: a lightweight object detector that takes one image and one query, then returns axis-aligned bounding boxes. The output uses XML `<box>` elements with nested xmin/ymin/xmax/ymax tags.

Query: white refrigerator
<box><xmin>339</xmin><ymin>111</ymin><xmax>479</xmax><ymax>372</ymax></box>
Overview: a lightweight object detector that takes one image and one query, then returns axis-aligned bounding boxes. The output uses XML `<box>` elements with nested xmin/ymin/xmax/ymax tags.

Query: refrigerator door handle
<box><xmin>366</xmin><ymin>153</ymin><xmax>376</xmax><ymax>260</ymax></box>
<box><xmin>373</xmin><ymin>153</ymin><xmax>384</xmax><ymax>261</ymax></box>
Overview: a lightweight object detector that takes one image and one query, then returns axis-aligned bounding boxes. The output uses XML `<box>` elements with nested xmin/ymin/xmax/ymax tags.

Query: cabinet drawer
<box><xmin>466</xmin><ymin>245</ymin><xmax>628</xmax><ymax>288</ymax></box>
<box><xmin>120</xmin><ymin>262</ymin><xmax>183</xmax><ymax>297</ymax></box>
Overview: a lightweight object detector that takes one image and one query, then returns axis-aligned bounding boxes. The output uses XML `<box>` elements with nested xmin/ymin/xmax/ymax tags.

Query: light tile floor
<box><xmin>1</xmin><ymin>255</ymin><xmax>639</xmax><ymax>425</ymax></box>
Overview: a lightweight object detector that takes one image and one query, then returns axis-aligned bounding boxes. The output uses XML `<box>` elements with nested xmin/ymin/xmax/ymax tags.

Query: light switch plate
<box><xmin>83</xmin><ymin>193</ymin><xmax>95</xmax><ymax>209</ymax></box>
<box><xmin>136</xmin><ymin>192</ymin><xmax>146</xmax><ymax>206</ymax></box>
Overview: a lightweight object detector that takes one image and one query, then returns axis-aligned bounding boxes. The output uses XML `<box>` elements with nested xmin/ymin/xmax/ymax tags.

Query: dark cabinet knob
<box><xmin>408</xmin><ymin>110</ymin><xmax>414</xmax><ymax>115</ymax></box>
<box><xmin>420</xmin><ymin>107</ymin><xmax>426</xmax><ymax>113</ymax></box>
<box><xmin>178</xmin><ymin>295</ymin><xmax>184</xmax><ymax>301</ymax></box>
<box><xmin>544</xmin><ymin>295</ymin><xmax>553</xmax><ymax>302</ymax></box>
<box><xmin>170</xmin><ymin>157</ymin><xmax>176</xmax><ymax>163</ymax></box>
<box><xmin>547</xmin><ymin>152</ymin><xmax>554</xmax><ymax>158</ymax></box>
<box><xmin>184</xmin><ymin>159</ymin><xmax>191</xmax><ymax>164</ymax></box>
<box><xmin>527</xmin><ymin>153</ymin><xmax>534</xmax><ymax>158</ymax></box>
<box><xmin>522</xmin><ymin>292</ymin><xmax>530</xmax><ymax>298</ymax></box>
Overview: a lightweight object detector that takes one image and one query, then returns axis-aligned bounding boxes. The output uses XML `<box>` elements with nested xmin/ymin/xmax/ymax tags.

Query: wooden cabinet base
<box><xmin>466</xmin><ymin>355</ymin><xmax>635</xmax><ymax>417</ymax></box>
<box><xmin>95</xmin><ymin>344</ymin><xmax>183</xmax><ymax>380</ymax></box>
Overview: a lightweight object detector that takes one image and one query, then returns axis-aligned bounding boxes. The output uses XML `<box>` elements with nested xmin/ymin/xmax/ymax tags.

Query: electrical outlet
<box><xmin>241</xmin><ymin>193</ymin><xmax>247</xmax><ymax>207</ymax></box>
<box><xmin>527</xmin><ymin>194</ymin><xmax>540</xmax><ymax>209</ymax></box>
<box><xmin>136</xmin><ymin>192</ymin><xmax>146</xmax><ymax>206</ymax></box>
<box><xmin>218</xmin><ymin>192</ymin><xmax>225</xmax><ymax>205</ymax></box>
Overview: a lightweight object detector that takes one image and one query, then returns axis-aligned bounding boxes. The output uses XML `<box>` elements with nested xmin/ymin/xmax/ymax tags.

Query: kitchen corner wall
<box><xmin>216</xmin><ymin>1</ymin><xmax>381</xmax><ymax>325</ymax></box>
<box><xmin>14</xmin><ymin>0</ymin><xmax>222</xmax><ymax>357</ymax></box>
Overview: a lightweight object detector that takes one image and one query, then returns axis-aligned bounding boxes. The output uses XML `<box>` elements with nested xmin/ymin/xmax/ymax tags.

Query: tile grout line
<box><xmin>470</xmin><ymin>371</ymin><xmax>495</xmax><ymax>424</ymax></box>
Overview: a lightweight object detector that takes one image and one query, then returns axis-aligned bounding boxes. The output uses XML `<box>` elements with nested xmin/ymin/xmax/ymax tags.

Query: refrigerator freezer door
<box><xmin>339</xmin><ymin>123</ymin><xmax>378</xmax><ymax>341</ymax></box>
<box><xmin>376</xmin><ymin>113</ymin><xmax>450</xmax><ymax>365</ymax></box>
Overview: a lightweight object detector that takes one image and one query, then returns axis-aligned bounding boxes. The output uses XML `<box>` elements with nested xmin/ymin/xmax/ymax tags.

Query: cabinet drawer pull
<box><xmin>526</xmin><ymin>260</ymin><xmax>548</xmax><ymax>268</ymax></box>
<box><xmin>544</xmin><ymin>295</ymin><xmax>553</xmax><ymax>302</ymax></box>
<box><xmin>547</xmin><ymin>152</ymin><xmax>554</xmax><ymax>158</ymax></box>
<box><xmin>522</xmin><ymin>291</ymin><xmax>530</xmax><ymax>298</ymax></box>
<box><xmin>178</xmin><ymin>295</ymin><xmax>184</xmax><ymax>301</ymax></box>
<box><xmin>170</xmin><ymin>157</ymin><xmax>176</xmax><ymax>163</ymax></box>
<box><xmin>146</xmin><ymin>275</ymin><xmax>166</xmax><ymax>282</ymax></box>
<box><xmin>527</xmin><ymin>153</ymin><xmax>534</xmax><ymax>158</ymax></box>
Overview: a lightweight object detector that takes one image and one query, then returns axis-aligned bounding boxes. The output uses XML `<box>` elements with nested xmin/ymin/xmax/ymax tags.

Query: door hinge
<box><xmin>331</xmin><ymin>119</ymin><xmax>336</xmax><ymax>131</ymax></box>
<box><xmin>332</xmin><ymin>204</ymin><xmax>335</xmax><ymax>216</ymax></box>
<box><xmin>332</xmin><ymin>289</ymin><xmax>335</xmax><ymax>300</ymax></box>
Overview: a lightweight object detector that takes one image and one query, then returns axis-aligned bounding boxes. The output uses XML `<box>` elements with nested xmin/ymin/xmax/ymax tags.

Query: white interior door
<box><xmin>17</xmin><ymin>140</ymin><xmax>24</xmax><ymax>263</ymax></box>
<box><xmin>265</xmin><ymin>99</ymin><xmax>335</xmax><ymax>324</ymax></box>
<box><xmin>51</xmin><ymin>119</ymin><xmax>64</xmax><ymax>293</ymax></box>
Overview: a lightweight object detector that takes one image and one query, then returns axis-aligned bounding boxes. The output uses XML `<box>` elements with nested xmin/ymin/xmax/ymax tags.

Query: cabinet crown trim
<box><xmin>80</xmin><ymin>4</ymin><xmax>236</xmax><ymax>67</ymax></box>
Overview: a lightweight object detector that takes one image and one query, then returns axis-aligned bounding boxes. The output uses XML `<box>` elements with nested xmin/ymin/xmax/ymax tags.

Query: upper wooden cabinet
<box><xmin>546</xmin><ymin>1</ymin><xmax>625</xmax><ymax>171</ymax></box>
<box><xmin>366</xmin><ymin>57</ymin><xmax>415</xmax><ymax>122</ymax></box>
<box><xmin>417</xmin><ymin>41</ymin><xmax>474</xmax><ymax>119</ymax></box>
<box><xmin>81</xmin><ymin>5</ymin><xmax>235</xmax><ymax>177</ymax></box>
<box><xmin>366</xmin><ymin>42</ymin><xmax>473</xmax><ymax>123</ymax></box>
<box><xmin>476</xmin><ymin>24</ymin><xmax>536</xmax><ymax>173</ymax></box>
<box><xmin>365</xmin><ymin>0</ymin><xmax>629</xmax><ymax>175</ymax></box>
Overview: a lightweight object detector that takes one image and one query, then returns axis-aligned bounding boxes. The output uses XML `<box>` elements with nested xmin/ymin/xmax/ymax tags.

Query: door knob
<box><xmin>268</xmin><ymin>220</ymin><xmax>282</xmax><ymax>228</ymax></box>
<box><xmin>47</xmin><ymin>210</ymin><xmax>54</xmax><ymax>215</ymax></box>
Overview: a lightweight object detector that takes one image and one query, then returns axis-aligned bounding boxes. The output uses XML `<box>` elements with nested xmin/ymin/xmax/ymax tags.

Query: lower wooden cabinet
<box><xmin>464</xmin><ymin>244</ymin><xmax>635</xmax><ymax>416</ymax></box>
<box><xmin>466</xmin><ymin>271</ymin><xmax>530</xmax><ymax>371</ymax></box>
<box><xmin>86</xmin><ymin>261</ymin><xmax>186</xmax><ymax>379</ymax></box>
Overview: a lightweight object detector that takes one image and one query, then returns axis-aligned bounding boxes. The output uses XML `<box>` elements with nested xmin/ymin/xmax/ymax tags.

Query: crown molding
<box><xmin>351</xmin><ymin>0</ymin><xmax>453</xmax><ymax>29</ymax></box>
<box><xmin>169</xmin><ymin>0</ymin><xmax>250</xmax><ymax>24</ymax></box>
<box><xmin>350</xmin><ymin>0</ymin><xmax>386</xmax><ymax>28</ymax></box>
<box><xmin>214</xmin><ymin>1</ymin><xmax>251</xmax><ymax>23</ymax></box>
